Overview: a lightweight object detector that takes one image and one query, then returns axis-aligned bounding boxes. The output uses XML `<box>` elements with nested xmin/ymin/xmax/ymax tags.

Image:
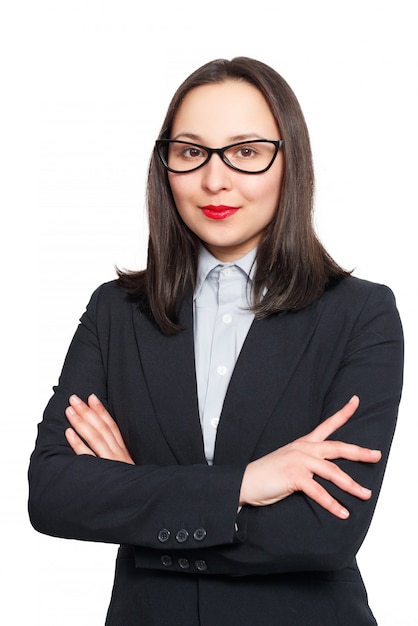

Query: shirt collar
<box><xmin>194</xmin><ymin>245</ymin><xmax>257</xmax><ymax>300</ymax></box>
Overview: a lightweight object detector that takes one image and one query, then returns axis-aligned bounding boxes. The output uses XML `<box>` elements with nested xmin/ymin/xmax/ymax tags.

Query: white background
<box><xmin>2</xmin><ymin>1</ymin><xmax>417</xmax><ymax>624</ymax></box>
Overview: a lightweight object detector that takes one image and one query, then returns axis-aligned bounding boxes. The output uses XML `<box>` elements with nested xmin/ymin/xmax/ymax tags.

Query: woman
<box><xmin>29</xmin><ymin>57</ymin><xmax>403</xmax><ymax>625</ymax></box>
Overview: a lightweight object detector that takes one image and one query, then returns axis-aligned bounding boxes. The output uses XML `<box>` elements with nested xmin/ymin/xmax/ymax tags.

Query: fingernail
<box><xmin>70</xmin><ymin>394</ymin><xmax>81</xmax><ymax>404</ymax></box>
<box><xmin>340</xmin><ymin>508</ymin><xmax>350</xmax><ymax>518</ymax></box>
<box><xmin>361</xmin><ymin>487</ymin><xmax>372</xmax><ymax>496</ymax></box>
<box><xmin>67</xmin><ymin>406</ymin><xmax>75</xmax><ymax>416</ymax></box>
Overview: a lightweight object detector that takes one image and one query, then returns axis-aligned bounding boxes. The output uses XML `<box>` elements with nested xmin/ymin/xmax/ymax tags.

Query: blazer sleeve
<box><xmin>28</xmin><ymin>283</ymin><xmax>245</xmax><ymax>549</ymax></box>
<box><xmin>134</xmin><ymin>281</ymin><xmax>404</xmax><ymax>576</ymax></box>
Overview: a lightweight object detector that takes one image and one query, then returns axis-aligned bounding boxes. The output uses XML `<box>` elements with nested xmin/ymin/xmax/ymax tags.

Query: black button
<box><xmin>195</xmin><ymin>559</ymin><xmax>207</xmax><ymax>572</ymax></box>
<box><xmin>157</xmin><ymin>528</ymin><xmax>171</xmax><ymax>543</ymax></box>
<box><xmin>176</xmin><ymin>529</ymin><xmax>189</xmax><ymax>543</ymax></box>
<box><xmin>161</xmin><ymin>555</ymin><xmax>172</xmax><ymax>567</ymax></box>
<box><xmin>178</xmin><ymin>558</ymin><xmax>190</xmax><ymax>569</ymax></box>
<box><xmin>193</xmin><ymin>528</ymin><xmax>207</xmax><ymax>541</ymax></box>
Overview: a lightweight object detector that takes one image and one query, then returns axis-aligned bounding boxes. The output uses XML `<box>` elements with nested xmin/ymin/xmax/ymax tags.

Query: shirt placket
<box><xmin>201</xmin><ymin>266</ymin><xmax>241</xmax><ymax>462</ymax></box>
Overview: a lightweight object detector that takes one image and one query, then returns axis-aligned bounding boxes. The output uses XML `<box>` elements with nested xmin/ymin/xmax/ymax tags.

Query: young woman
<box><xmin>29</xmin><ymin>57</ymin><xmax>403</xmax><ymax>625</ymax></box>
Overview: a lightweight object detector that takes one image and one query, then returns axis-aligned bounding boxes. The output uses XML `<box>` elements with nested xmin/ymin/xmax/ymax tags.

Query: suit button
<box><xmin>161</xmin><ymin>555</ymin><xmax>172</xmax><ymax>567</ymax></box>
<box><xmin>193</xmin><ymin>528</ymin><xmax>207</xmax><ymax>541</ymax></box>
<box><xmin>176</xmin><ymin>529</ymin><xmax>189</xmax><ymax>543</ymax></box>
<box><xmin>195</xmin><ymin>559</ymin><xmax>207</xmax><ymax>572</ymax></box>
<box><xmin>178</xmin><ymin>558</ymin><xmax>190</xmax><ymax>569</ymax></box>
<box><xmin>157</xmin><ymin>528</ymin><xmax>171</xmax><ymax>543</ymax></box>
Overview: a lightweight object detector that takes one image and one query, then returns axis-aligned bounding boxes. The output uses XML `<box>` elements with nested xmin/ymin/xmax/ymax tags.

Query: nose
<box><xmin>201</xmin><ymin>153</ymin><xmax>233</xmax><ymax>193</ymax></box>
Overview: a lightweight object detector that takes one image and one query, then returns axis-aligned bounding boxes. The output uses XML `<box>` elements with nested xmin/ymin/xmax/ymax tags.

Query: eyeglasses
<box><xmin>155</xmin><ymin>139</ymin><xmax>283</xmax><ymax>174</ymax></box>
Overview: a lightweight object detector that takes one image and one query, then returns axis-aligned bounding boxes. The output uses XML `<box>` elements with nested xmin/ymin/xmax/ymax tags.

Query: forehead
<box><xmin>171</xmin><ymin>80</ymin><xmax>279</xmax><ymax>142</ymax></box>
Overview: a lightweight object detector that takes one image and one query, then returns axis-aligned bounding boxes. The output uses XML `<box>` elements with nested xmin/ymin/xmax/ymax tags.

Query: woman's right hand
<box><xmin>65</xmin><ymin>393</ymin><xmax>135</xmax><ymax>465</ymax></box>
<box><xmin>239</xmin><ymin>396</ymin><xmax>382</xmax><ymax>519</ymax></box>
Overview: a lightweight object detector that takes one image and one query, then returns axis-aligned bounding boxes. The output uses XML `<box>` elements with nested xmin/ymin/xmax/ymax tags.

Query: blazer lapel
<box><xmin>214</xmin><ymin>299</ymin><xmax>324</xmax><ymax>465</ymax></box>
<box><xmin>132</xmin><ymin>296</ymin><xmax>206</xmax><ymax>465</ymax></box>
<box><xmin>132</xmin><ymin>293</ymin><xmax>324</xmax><ymax>467</ymax></box>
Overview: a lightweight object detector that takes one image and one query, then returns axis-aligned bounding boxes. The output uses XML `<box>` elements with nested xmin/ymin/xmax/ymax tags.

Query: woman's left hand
<box><xmin>65</xmin><ymin>394</ymin><xmax>135</xmax><ymax>464</ymax></box>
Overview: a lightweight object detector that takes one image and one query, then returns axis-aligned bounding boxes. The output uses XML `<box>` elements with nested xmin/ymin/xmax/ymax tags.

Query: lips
<box><xmin>200</xmin><ymin>205</ymin><xmax>240</xmax><ymax>220</ymax></box>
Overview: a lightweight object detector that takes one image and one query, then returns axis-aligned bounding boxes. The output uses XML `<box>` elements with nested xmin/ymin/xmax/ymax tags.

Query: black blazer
<box><xmin>29</xmin><ymin>275</ymin><xmax>403</xmax><ymax>625</ymax></box>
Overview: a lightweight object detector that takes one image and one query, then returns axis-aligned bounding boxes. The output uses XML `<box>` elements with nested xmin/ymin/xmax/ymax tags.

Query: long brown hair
<box><xmin>117</xmin><ymin>57</ymin><xmax>349</xmax><ymax>334</ymax></box>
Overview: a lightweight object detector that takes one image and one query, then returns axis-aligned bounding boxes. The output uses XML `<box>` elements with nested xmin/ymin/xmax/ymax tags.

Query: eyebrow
<box><xmin>171</xmin><ymin>132</ymin><xmax>267</xmax><ymax>143</ymax></box>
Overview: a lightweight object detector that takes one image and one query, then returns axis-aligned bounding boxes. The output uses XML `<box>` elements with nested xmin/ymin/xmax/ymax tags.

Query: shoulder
<box><xmin>80</xmin><ymin>280</ymin><xmax>136</xmax><ymax>328</ymax></box>
<box><xmin>86</xmin><ymin>279</ymin><xmax>130</xmax><ymax>308</ymax></box>
<box><xmin>321</xmin><ymin>275</ymin><xmax>402</xmax><ymax>340</ymax></box>
<box><xmin>324</xmin><ymin>275</ymin><xmax>397</xmax><ymax>310</ymax></box>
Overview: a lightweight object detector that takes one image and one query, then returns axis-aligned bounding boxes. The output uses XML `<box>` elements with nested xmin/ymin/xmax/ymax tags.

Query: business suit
<box><xmin>29</xmin><ymin>274</ymin><xmax>403</xmax><ymax>625</ymax></box>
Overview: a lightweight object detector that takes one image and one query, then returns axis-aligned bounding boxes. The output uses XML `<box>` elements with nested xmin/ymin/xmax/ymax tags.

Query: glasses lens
<box><xmin>223</xmin><ymin>141</ymin><xmax>277</xmax><ymax>172</ymax></box>
<box><xmin>160</xmin><ymin>141</ymin><xmax>208</xmax><ymax>172</ymax></box>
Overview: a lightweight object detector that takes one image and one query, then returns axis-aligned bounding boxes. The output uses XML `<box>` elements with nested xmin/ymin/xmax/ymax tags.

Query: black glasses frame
<box><xmin>155</xmin><ymin>139</ymin><xmax>284</xmax><ymax>174</ymax></box>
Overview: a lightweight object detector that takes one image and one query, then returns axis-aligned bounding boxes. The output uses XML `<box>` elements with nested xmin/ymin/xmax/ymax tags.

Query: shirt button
<box><xmin>221</xmin><ymin>267</ymin><xmax>232</xmax><ymax>277</ymax></box>
<box><xmin>178</xmin><ymin>558</ymin><xmax>190</xmax><ymax>569</ymax></box>
<box><xmin>161</xmin><ymin>555</ymin><xmax>172</xmax><ymax>567</ymax></box>
<box><xmin>222</xmin><ymin>313</ymin><xmax>232</xmax><ymax>325</ymax></box>
<box><xmin>195</xmin><ymin>559</ymin><xmax>208</xmax><ymax>572</ymax></box>
<box><xmin>210</xmin><ymin>417</ymin><xmax>219</xmax><ymax>428</ymax></box>
<box><xmin>217</xmin><ymin>365</ymin><xmax>227</xmax><ymax>376</ymax></box>
<box><xmin>157</xmin><ymin>528</ymin><xmax>171</xmax><ymax>543</ymax></box>
<box><xmin>176</xmin><ymin>529</ymin><xmax>189</xmax><ymax>543</ymax></box>
<box><xmin>193</xmin><ymin>528</ymin><xmax>207</xmax><ymax>541</ymax></box>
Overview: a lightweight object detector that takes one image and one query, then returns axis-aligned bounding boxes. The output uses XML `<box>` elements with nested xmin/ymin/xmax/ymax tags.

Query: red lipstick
<box><xmin>201</xmin><ymin>205</ymin><xmax>239</xmax><ymax>220</ymax></box>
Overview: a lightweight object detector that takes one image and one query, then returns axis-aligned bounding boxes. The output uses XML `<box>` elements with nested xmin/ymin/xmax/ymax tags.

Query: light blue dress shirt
<box><xmin>193</xmin><ymin>246</ymin><xmax>257</xmax><ymax>465</ymax></box>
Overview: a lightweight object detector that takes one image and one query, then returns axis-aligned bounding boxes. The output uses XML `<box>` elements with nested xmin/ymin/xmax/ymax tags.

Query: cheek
<box><xmin>245</xmin><ymin>177</ymin><xmax>282</xmax><ymax>213</ymax></box>
<box><xmin>168</xmin><ymin>175</ymin><xmax>192</xmax><ymax>207</ymax></box>
<box><xmin>243</xmin><ymin>156</ymin><xmax>284</xmax><ymax>207</ymax></box>
<box><xmin>168</xmin><ymin>177</ymin><xmax>197</xmax><ymax>228</ymax></box>
<box><xmin>268</xmin><ymin>181</ymin><xmax>282</xmax><ymax>209</ymax></box>
<box><xmin>262</xmin><ymin>156</ymin><xmax>284</xmax><ymax>206</ymax></box>
<box><xmin>264</xmin><ymin>172</ymin><xmax>284</xmax><ymax>213</ymax></box>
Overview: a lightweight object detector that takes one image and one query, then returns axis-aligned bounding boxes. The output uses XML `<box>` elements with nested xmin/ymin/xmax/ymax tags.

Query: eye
<box><xmin>236</xmin><ymin>146</ymin><xmax>257</xmax><ymax>158</ymax></box>
<box><xmin>180</xmin><ymin>145</ymin><xmax>206</xmax><ymax>160</ymax></box>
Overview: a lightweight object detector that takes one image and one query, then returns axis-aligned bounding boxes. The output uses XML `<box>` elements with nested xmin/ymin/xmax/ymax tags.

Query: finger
<box><xmin>87</xmin><ymin>394</ymin><xmax>126</xmax><ymax>448</ymax></box>
<box><xmin>68</xmin><ymin>394</ymin><xmax>95</xmax><ymax>422</ymax></box>
<box><xmin>65</xmin><ymin>427</ymin><xmax>96</xmax><ymax>457</ymax></box>
<box><xmin>68</xmin><ymin>394</ymin><xmax>124</xmax><ymax>450</ymax></box>
<box><xmin>66</xmin><ymin>397</ymin><xmax>134</xmax><ymax>464</ymax></box>
<box><xmin>311</xmin><ymin>440</ymin><xmax>382</xmax><ymax>463</ymax></box>
<box><xmin>68</xmin><ymin>395</ymin><xmax>117</xmax><ymax>444</ymax></box>
<box><xmin>306</xmin><ymin>458</ymin><xmax>374</xmax><ymax>501</ymax></box>
<box><xmin>69</xmin><ymin>394</ymin><xmax>104</xmax><ymax>424</ymax></box>
<box><xmin>305</xmin><ymin>395</ymin><xmax>360</xmax><ymax>443</ymax></box>
<box><xmin>65</xmin><ymin>402</ymin><xmax>116</xmax><ymax>457</ymax></box>
<box><xmin>301</xmin><ymin>478</ymin><xmax>351</xmax><ymax>519</ymax></box>
<box><xmin>85</xmin><ymin>396</ymin><xmax>135</xmax><ymax>463</ymax></box>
